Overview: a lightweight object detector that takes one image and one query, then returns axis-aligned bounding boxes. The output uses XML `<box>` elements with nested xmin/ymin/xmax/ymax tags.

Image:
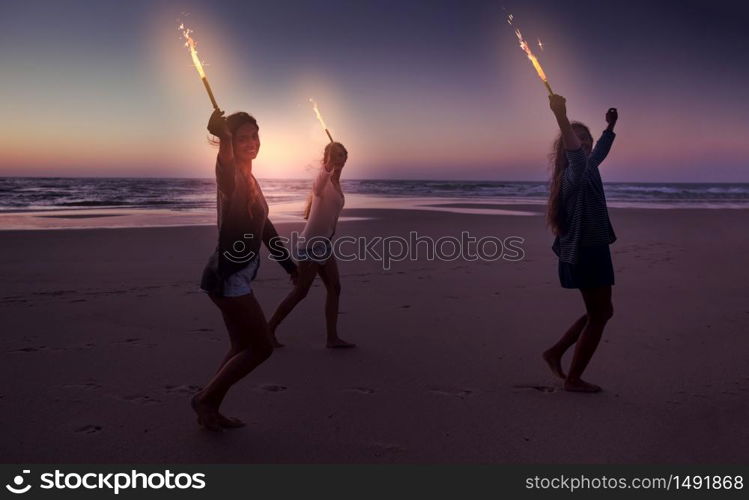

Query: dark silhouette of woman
<box><xmin>542</xmin><ymin>94</ymin><xmax>618</xmax><ymax>393</ymax></box>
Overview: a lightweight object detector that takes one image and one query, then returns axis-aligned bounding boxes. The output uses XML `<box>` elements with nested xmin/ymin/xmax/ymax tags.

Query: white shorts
<box><xmin>296</xmin><ymin>239</ymin><xmax>333</xmax><ymax>264</ymax></box>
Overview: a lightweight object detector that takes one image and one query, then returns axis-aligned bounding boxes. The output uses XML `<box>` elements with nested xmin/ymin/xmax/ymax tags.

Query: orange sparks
<box><xmin>178</xmin><ymin>22</ymin><xmax>219</xmax><ymax>110</ymax></box>
<box><xmin>507</xmin><ymin>14</ymin><xmax>553</xmax><ymax>95</ymax></box>
<box><xmin>514</xmin><ymin>28</ymin><xmax>547</xmax><ymax>82</ymax></box>
<box><xmin>179</xmin><ymin>24</ymin><xmax>206</xmax><ymax>79</ymax></box>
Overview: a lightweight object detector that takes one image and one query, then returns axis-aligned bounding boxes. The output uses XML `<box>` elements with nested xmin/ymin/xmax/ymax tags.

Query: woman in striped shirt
<box><xmin>542</xmin><ymin>94</ymin><xmax>618</xmax><ymax>393</ymax></box>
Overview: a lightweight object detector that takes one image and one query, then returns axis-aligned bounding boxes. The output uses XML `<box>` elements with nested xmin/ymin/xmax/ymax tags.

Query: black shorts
<box><xmin>558</xmin><ymin>245</ymin><xmax>615</xmax><ymax>289</ymax></box>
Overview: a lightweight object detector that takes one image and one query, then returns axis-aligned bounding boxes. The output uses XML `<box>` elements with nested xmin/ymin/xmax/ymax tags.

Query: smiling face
<box><xmin>233</xmin><ymin>122</ymin><xmax>260</xmax><ymax>162</ymax></box>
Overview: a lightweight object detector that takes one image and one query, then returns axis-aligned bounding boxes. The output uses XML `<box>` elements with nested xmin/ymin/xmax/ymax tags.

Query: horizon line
<box><xmin>1</xmin><ymin>175</ymin><xmax>749</xmax><ymax>185</ymax></box>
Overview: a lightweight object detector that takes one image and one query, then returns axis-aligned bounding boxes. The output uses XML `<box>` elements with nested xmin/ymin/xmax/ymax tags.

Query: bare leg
<box><xmin>214</xmin><ymin>308</ymin><xmax>248</xmax><ymax>373</ymax></box>
<box><xmin>543</xmin><ymin>314</ymin><xmax>587</xmax><ymax>379</ymax></box>
<box><xmin>564</xmin><ymin>286</ymin><xmax>613</xmax><ymax>393</ymax></box>
<box><xmin>267</xmin><ymin>261</ymin><xmax>318</xmax><ymax>347</ymax></box>
<box><xmin>208</xmin><ymin>309</ymin><xmax>255</xmax><ymax>428</ymax></box>
<box><xmin>318</xmin><ymin>257</ymin><xmax>355</xmax><ymax>348</ymax></box>
<box><xmin>192</xmin><ymin>293</ymin><xmax>273</xmax><ymax>430</ymax></box>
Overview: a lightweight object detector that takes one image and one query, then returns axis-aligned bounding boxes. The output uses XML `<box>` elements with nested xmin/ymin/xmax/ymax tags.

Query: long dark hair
<box><xmin>303</xmin><ymin>142</ymin><xmax>347</xmax><ymax>220</ymax></box>
<box><xmin>208</xmin><ymin>112</ymin><xmax>258</xmax><ymax>146</ymax></box>
<box><xmin>547</xmin><ymin>122</ymin><xmax>591</xmax><ymax>235</ymax></box>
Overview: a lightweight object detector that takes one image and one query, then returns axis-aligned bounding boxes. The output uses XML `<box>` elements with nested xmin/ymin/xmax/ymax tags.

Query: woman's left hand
<box><xmin>606</xmin><ymin>107</ymin><xmax>618</xmax><ymax>124</ymax></box>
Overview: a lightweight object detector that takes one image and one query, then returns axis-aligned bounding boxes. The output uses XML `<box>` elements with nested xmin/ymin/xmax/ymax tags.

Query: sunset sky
<box><xmin>0</xmin><ymin>0</ymin><xmax>747</xmax><ymax>182</ymax></box>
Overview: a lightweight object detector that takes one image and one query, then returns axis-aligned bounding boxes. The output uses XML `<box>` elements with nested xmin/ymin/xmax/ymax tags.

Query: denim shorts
<box><xmin>222</xmin><ymin>258</ymin><xmax>260</xmax><ymax>297</ymax></box>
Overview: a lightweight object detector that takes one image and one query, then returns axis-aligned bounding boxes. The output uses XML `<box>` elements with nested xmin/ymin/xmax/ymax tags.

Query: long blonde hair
<box><xmin>303</xmin><ymin>142</ymin><xmax>347</xmax><ymax>219</ymax></box>
<box><xmin>547</xmin><ymin>122</ymin><xmax>591</xmax><ymax>235</ymax></box>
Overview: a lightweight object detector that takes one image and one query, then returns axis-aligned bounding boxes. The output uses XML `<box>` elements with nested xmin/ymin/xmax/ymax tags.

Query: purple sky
<box><xmin>0</xmin><ymin>0</ymin><xmax>747</xmax><ymax>182</ymax></box>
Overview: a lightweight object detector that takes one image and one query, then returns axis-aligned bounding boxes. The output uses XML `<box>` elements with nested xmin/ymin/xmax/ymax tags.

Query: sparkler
<box><xmin>309</xmin><ymin>98</ymin><xmax>334</xmax><ymax>143</ymax></box>
<box><xmin>179</xmin><ymin>23</ymin><xmax>220</xmax><ymax>110</ymax></box>
<box><xmin>506</xmin><ymin>15</ymin><xmax>553</xmax><ymax>95</ymax></box>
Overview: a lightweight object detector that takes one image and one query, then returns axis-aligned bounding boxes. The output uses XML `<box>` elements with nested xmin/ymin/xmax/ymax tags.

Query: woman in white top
<box><xmin>269</xmin><ymin>142</ymin><xmax>355</xmax><ymax>348</ymax></box>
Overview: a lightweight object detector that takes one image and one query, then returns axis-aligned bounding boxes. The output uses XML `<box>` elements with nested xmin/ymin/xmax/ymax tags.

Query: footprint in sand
<box><xmin>115</xmin><ymin>338</ymin><xmax>142</xmax><ymax>345</ymax></box>
<box><xmin>346</xmin><ymin>387</ymin><xmax>375</xmax><ymax>395</ymax></box>
<box><xmin>75</xmin><ymin>425</ymin><xmax>102</xmax><ymax>434</ymax></box>
<box><xmin>8</xmin><ymin>345</ymin><xmax>47</xmax><ymax>353</ymax></box>
<box><xmin>1</xmin><ymin>298</ymin><xmax>28</xmax><ymax>304</ymax></box>
<box><xmin>370</xmin><ymin>442</ymin><xmax>405</xmax><ymax>456</ymax></box>
<box><xmin>259</xmin><ymin>384</ymin><xmax>287</xmax><ymax>392</ymax></box>
<box><xmin>512</xmin><ymin>384</ymin><xmax>558</xmax><ymax>393</ymax></box>
<box><xmin>427</xmin><ymin>387</ymin><xmax>474</xmax><ymax>399</ymax></box>
<box><xmin>164</xmin><ymin>384</ymin><xmax>202</xmax><ymax>395</ymax></box>
<box><xmin>62</xmin><ymin>382</ymin><xmax>102</xmax><ymax>391</ymax></box>
<box><xmin>116</xmin><ymin>394</ymin><xmax>162</xmax><ymax>405</ymax></box>
<box><xmin>35</xmin><ymin>289</ymin><xmax>76</xmax><ymax>297</ymax></box>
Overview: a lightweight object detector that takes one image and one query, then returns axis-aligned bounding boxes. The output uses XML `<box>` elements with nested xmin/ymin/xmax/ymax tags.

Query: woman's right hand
<box><xmin>549</xmin><ymin>94</ymin><xmax>567</xmax><ymax>118</ymax></box>
<box><xmin>207</xmin><ymin>109</ymin><xmax>231</xmax><ymax>139</ymax></box>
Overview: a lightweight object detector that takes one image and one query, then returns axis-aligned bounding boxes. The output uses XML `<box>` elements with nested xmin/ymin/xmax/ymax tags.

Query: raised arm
<box><xmin>208</xmin><ymin>109</ymin><xmax>233</xmax><ymax>164</ymax></box>
<box><xmin>312</xmin><ymin>164</ymin><xmax>334</xmax><ymax>196</ymax></box>
<box><xmin>605</xmin><ymin>107</ymin><xmax>618</xmax><ymax>133</ymax></box>
<box><xmin>207</xmin><ymin>109</ymin><xmax>235</xmax><ymax>196</ymax></box>
<box><xmin>590</xmin><ymin>108</ymin><xmax>618</xmax><ymax>168</ymax></box>
<box><xmin>549</xmin><ymin>94</ymin><xmax>581</xmax><ymax>152</ymax></box>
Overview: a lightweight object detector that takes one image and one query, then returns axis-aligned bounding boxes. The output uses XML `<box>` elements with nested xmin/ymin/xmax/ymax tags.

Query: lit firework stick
<box><xmin>309</xmin><ymin>98</ymin><xmax>334</xmax><ymax>143</ymax></box>
<box><xmin>507</xmin><ymin>15</ymin><xmax>553</xmax><ymax>95</ymax></box>
<box><xmin>179</xmin><ymin>23</ymin><xmax>220</xmax><ymax>110</ymax></box>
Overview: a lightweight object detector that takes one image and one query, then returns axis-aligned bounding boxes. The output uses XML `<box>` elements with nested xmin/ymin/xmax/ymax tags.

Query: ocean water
<box><xmin>2</xmin><ymin>177</ymin><xmax>749</xmax><ymax>213</ymax></box>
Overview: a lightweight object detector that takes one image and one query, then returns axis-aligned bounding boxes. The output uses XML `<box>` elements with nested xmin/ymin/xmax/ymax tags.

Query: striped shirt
<box><xmin>552</xmin><ymin>130</ymin><xmax>617</xmax><ymax>264</ymax></box>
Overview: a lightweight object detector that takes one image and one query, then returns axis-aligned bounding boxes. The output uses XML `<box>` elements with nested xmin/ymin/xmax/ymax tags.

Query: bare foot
<box><xmin>217</xmin><ymin>413</ymin><xmax>246</xmax><ymax>429</ymax></box>
<box><xmin>326</xmin><ymin>337</ymin><xmax>356</xmax><ymax>349</ymax></box>
<box><xmin>542</xmin><ymin>349</ymin><xmax>566</xmax><ymax>379</ymax></box>
<box><xmin>564</xmin><ymin>379</ymin><xmax>602</xmax><ymax>393</ymax></box>
<box><xmin>190</xmin><ymin>393</ymin><xmax>223</xmax><ymax>432</ymax></box>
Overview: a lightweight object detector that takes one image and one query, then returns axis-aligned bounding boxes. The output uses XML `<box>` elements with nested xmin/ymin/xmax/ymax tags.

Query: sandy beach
<box><xmin>1</xmin><ymin>204</ymin><xmax>747</xmax><ymax>463</ymax></box>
